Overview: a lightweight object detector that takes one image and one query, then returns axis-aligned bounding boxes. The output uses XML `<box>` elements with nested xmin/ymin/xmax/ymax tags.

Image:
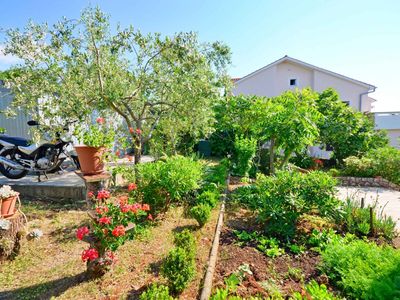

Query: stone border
<box><xmin>337</xmin><ymin>176</ymin><xmax>400</xmax><ymax>191</ymax></box>
<box><xmin>199</xmin><ymin>174</ymin><xmax>229</xmax><ymax>300</ymax></box>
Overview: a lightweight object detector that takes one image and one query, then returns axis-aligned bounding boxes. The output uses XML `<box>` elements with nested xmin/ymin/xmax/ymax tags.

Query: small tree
<box><xmin>265</xmin><ymin>89</ymin><xmax>322</xmax><ymax>173</ymax></box>
<box><xmin>3</xmin><ymin>7</ymin><xmax>230</xmax><ymax>163</ymax></box>
<box><xmin>316</xmin><ymin>88</ymin><xmax>388</xmax><ymax>162</ymax></box>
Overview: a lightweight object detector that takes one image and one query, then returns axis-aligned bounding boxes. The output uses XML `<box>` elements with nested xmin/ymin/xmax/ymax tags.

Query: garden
<box><xmin>0</xmin><ymin>6</ymin><xmax>400</xmax><ymax>300</ymax></box>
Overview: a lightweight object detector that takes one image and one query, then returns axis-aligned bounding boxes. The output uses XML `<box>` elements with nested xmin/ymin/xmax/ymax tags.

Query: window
<box><xmin>289</xmin><ymin>79</ymin><xmax>297</xmax><ymax>86</ymax></box>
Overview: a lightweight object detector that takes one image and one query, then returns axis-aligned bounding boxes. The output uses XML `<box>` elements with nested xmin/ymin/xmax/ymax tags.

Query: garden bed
<box><xmin>213</xmin><ymin>207</ymin><xmax>330</xmax><ymax>298</ymax></box>
<box><xmin>0</xmin><ymin>199</ymin><xmax>220</xmax><ymax>299</ymax></box>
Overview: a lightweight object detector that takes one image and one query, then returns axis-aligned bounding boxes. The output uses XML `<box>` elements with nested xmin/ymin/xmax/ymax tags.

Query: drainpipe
<box><xmin>359</xmin><ymin>86</ymin><xmax>376</xmax><ymax>112</ymax></box>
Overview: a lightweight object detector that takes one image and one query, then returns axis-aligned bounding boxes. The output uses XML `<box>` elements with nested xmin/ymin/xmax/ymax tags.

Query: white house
<box><xmin>374</xmin><ymin>111</ymin><xmax>400</xmax><ymax>148</ymax></box>
<box><xmin>233</xmin><ymin>55</ymin><xmax>376</xmax><ymax>112</ymax></box>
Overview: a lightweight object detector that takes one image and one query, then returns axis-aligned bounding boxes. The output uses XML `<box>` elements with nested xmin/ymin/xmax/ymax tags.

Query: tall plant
<box><xmin>3</xmin><ymin>7</ymin><xmax>231</xmax><ymax>163</ymax></box>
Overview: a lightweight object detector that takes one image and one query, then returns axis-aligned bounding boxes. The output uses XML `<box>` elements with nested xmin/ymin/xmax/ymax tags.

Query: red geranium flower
<box><xmin>120</xmin><ymin>204</ymin><xmax>131</xmax><ymax>213</ymax></box>
<box><xmin>99</xmin><ymin>216</ymin><xmax>112</xmax><ymax>225</ymax></box>
<box><xmin>119</xmin><ymin>195</ymin><xmax>128</xmax><ymax>206</ymax></box>
<box><xmin>136</xmin><ymin>128</ymin><xmax>142</xmax><ymax>135</ymax></box>
<box><xmin>115</xmin><ymin>150</ymin><xmax>120</xmax><ymax>157</ymax></box>
<box><xmin>147</xmin><ymin>214</ymin><xmax>153</xmax><ymax>221</ymax></box>
<box><xmin>95</xmin><ymin>206</ymin><xmax>109</xmax><ymax>215</ymax></box>
<box><xmin>128</xmin><ymin>183</ymin><xmax>137</xmax><ymax>191</ymax></box>
<box><xmin>81</xmin><ymin>248</ymin><xmax>99</xmax><ymax>262</ymax></box>
<box><xmin>112</xmin><ymin>225</ymin><xmax>126</xmax><ymax>237</ymax></box>
<box><xmin>76</xmin><ymin>226</ymin><xmax>90</xmax><ymax>240</ymax></box>
<box><xmin>96</xmin><ymin>117</ymin><xmax>105</xmax><ymax>124</ymax></box>
<box><xmin>97</xmin><ymin>190</ymin><xmax>110</xmax><ymax>200</ymax></box>
<box><xmin>142</xmin><ymin>204</ymin><xmax>150</xmax><ymax>211</ymax></box>
<box><xmin>88</xmin><ymin>191</ymin><xmax>95</xmax><ymax>198</ymax></box>
<box><xmin>129</xmin><ymin>127</ymin><xmax>134</xmax><ymax>134</ymax></box>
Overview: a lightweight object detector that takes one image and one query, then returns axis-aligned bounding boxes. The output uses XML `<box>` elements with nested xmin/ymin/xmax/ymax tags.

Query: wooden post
<box><xmin>369</xmin><ymin>207</ymin><xmax>375</xmax><ymax>236</ymax></box>
<box><xmin>361</xmin><ymin>197</ymin><xmax>365</xmax><ymax>209</ymax></box>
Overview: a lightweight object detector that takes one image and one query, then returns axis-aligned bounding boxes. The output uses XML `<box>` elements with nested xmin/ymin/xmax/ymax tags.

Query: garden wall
<box><xmin>337</xmin><ymin>176</ymin><xmax>400</xmax><ymax>191</ymax></box>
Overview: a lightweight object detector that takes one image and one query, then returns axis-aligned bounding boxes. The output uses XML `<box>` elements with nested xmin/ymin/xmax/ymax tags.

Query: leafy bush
<box><xmin>239</xmin><ymin>171</ymin><xmax>339</xmax><ymax>239</ymax></box>
<box><xmin>203</xmin><ymin>158</ymin><xmax>230</xmax><ymax>187</ymax></box>
<box><xmin>140</xmin><ymin>283</ymin><xmax>174</xmax><ymax>300</ymax></box>
<box><xmin>233</xmin><ymin>136</ymin><xmax>257</xmax><ymax>177</ymax></box>
<box><xmin>196</xmin><ymin>190</ymin><xmax>219</xmax><ymax>208</ymax></box>
<box><xmin>291</xmin><ymin>280</ymin><xmax>339</xmax><ymax>300</ymax></box>
<box><xmin>342</xmin><ymin>146</ymin><xmax>400</xmax><ymax>185</ymax></box>
<box><xmin>190</xmin><ymin>204</ymin><xmax>211</xmax><ymax>227</ymax></box>
<box><xmin>161</xmin><ymin>247</ymin><xmax>196</xmax><ymax>294</ymax></box>
<box><xmin>174</xmin><ymin>229</ymin><xmax>196</xmax><ymax>259</ymax></box>
<box><xmin>136</xmin><ymin>155</ymin><xmax>203</xmax><ymax>213</ymax></box>
<box><xmin>321</xmin><ymin>238</ymin><xmax>400</xmax><ymax>299</ymax></box>
<box><xmin>334</xmin><ymin>198</ymin><xmax>396</xmax><ymax>240</ymax></box>
<box><xmin>79</xmin><ymin>118</ymin><xmax>115</xmax><ymax>148</ymax></box>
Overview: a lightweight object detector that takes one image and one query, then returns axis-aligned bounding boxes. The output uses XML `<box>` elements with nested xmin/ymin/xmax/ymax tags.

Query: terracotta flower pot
<box><xmin>0</xmin><ymin>194</ymin><xmax>18</xmax><ymax>218</ymax></box>
<box><xmin>75</xmin><ymin>145</ymin><xmax>106</xmax><ymax>175</ymax></box>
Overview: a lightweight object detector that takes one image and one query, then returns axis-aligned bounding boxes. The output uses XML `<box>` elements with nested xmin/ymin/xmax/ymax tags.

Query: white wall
<box><xmin>386</xmin><ymin>130</ymin><xmax>400</xmax><ymax>148</ymax></box>
<box><xmin>233</xmin><ymin>60</ymin><xmax>373</xmax><ymax>112</ymax></box>
<box><xmin>232</xmin><ymin>65</ymin><xmax>278</xmax><ymax>97</ymax></box>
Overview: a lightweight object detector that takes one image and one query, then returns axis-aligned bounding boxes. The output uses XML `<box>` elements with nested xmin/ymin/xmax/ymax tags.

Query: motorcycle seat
<box><xmin>0</xmin><ymin>134</ymin><xmax>32</xmax><ymax>147</ymax></box>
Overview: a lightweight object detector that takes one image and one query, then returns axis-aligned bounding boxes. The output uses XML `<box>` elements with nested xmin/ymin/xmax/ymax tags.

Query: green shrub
<box><xmin>327</xmin><ymin>168</ymin><xmax>340</xmax><ymax>177</ymax></box>
<box><xmin>139</xmin><ymin>283</ymin><xmax>174</xmax><ymax>300</ymax></box>
<box><xmin>190</xmin><ymin>204</ymin><xmax>211</xmax><ymax>227</ymax></box>
<box><xmin>196</xmin><ymin>190</ymin><xmax>219</xmax><ymax>208</ymax></box>
<box><xmin>342</xmin><ymin>146</ymin><xmax>400</xmax><ymax>185</ymax></box>
<box><xmin>204</xmin><ymin>158</ymin><xmax>230</xmax><ymax>187</ymax></box>
<box><xmin>136</xmin><ymin>155</ymin><xmax>203</xmax><ymax>213</ymax></box>
<box><xmin>161</xmin><ymin>247</ymin><xmax>196</xmax><ymax>294</ymax></box>
<box><xmin>249</xmin><ymin>171</ymin><xmax>338</xmax><ymax>239</ymax></box>
<box><xmin>289</xmin><ymin>150</ymin><xmax>316</xmax><ymax>169</ymax></box>
<box><xmin>291</xmin><ymin>280</ymin><xmax>339</xmax><ymax>300</ymax></box>
<box><xmin>334</xmin><ymin>198</ymin><xmax>396</xmax><ymax>240</ymax></box>
<box><xmin>233</xmin><ymin>136</ymin><xmax>257</xmax><ymax>177</ymax></box>
<box><xmin>174</xmin><ymin>229</ymin><xmax>196</xmax><ymax>260</ymax></box>
<box><xmin>321</xmin><ymin>238</ymin><xmax>400</xmax><ymax>299</ymax></box>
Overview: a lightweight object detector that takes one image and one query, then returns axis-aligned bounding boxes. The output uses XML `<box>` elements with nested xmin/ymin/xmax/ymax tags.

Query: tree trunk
<box><xmin>0</xmin><ymin>212</ymin><xmax>26</xmax><ymax>261</ymax></box>
<box><xmin>134</xmin><ymin>138</ymin><xmax>142</xmax><ymax>165</ymax></box>
<box><xmin>279</xmin><ymin>151</ymin><xmax>293</xmax><ymax>170</ymax></box>
<box><xmin>269</xmin><ymin>137</ymin><xmax>276</xmax><ymax>175</ymax></box>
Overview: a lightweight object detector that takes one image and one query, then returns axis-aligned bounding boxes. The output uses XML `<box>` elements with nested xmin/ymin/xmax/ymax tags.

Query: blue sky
<box><xmin>1</xmin><ymin>0</ymin><xmax>399</xmax><ymax>111</ymax></box>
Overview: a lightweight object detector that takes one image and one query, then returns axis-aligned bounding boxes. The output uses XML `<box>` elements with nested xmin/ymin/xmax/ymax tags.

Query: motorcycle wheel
<box><xmin>0</xmin><ymin>149</ymin><xmax>29</xmax><ymax>179</ymax></box>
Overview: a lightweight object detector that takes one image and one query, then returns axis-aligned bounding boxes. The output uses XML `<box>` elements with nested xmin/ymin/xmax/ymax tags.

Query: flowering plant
<box><xmin>80</xmin><ymin>117</ymin><xmax>115</xmax><ymax>148</ymax></box>
<box><xmin>0</xmin><ymin>185</ymin><xmax>19</xmax><ymax>200</ymax></box>
<box><xmin>77</xmin><ymin>187</ymin><xmax>152</xmax><ymax>276</ymax></box>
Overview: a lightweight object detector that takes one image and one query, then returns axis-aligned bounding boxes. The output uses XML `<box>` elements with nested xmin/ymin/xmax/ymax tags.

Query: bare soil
<box><xmin>214</xmin><ymin>206</ymin><xmax>324</xmax><ymax>298</ymax></box>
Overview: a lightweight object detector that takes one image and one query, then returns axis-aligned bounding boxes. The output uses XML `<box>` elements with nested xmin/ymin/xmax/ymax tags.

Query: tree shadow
<box><xmin>126</xmin><ymin>283</ymin><xmax>150</xmax><ymax>300</ymax></box>
<box><xmin>172</xmin><ymin>224</ymin><xmax>198</xmax><ymax>234</ymax></box>
<box><xmin>0</xmin><ymin>272</ymin><xmax>87</xmax><ymax>300</ymax></box>
<box><xmin>49</xmin><ymin>219</ymin><xmax>90</xmax><ymax>243</ymax></box>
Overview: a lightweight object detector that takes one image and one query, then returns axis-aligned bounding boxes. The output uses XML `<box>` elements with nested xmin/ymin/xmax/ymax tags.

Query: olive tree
<box><xmin>3</xmin><ymin>7</ymin><xmax>230</xmax><ymax>163</ymax></box>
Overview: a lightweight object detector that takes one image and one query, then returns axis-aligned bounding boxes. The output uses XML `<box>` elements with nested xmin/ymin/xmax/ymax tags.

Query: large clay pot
<box><xmin>75</xmin><ymin>145</ymin><xmax>106</xmax><ymax>175</ymax></box>
<box><xmin>0</xmin><ymin>195</ymin><xmax>18</xmax><ymax>218</ymax></box>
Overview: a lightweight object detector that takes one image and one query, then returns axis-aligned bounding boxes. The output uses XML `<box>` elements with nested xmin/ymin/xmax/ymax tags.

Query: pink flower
<box><xmin>99</xmin><ymin>216</ymin><xmax>112</xmax><ymax>225</ymax></box>
<box><xmin>95</xmin><ymin>206</ymin><xmax>109</xmax><ymax>215</ymax></box>
<box><xmin>142</xmin><ymin>204</ymin><xmax>150</xmax><ymax>211</ymax></box>
<box><xmin>136</xmin><ymin>128</ymin><xmax>142</xmax><ymax>135</ymax></box>
<box><xmin>120</xmin><ymin>204</ymin><xmax>131</xmax><ymax>213</ymax></box>
<box><xmin>112</xmin><ymin>225</ymin><xmax>126</xmax><ymax>237</ymax></box>
<box><xmin>147</xmin><ymin>214</ymin><xmax>153</xmax><ymax>221</ymax></box>
<box><xmin>119</xmin><ymin>195</ymin><xmax>128</xmax><ymax>206</ymax></box>
<box><xmin>128</xmin><ymin>183</ymin><xmax>137</xmax><ymax>191</ymax></box>
<box><xmin>97</xmin><ymin>190</ymin><xmax>110</xmax><ymax>200</ymax></box>
<box><xmin>88</xmin><ymin>191</ymin><xmax>95</xmax><ymax>198</ymax></box>
<box><xmin>81</xmin><ymin>248</ymin><xmax>99</xmax><ymax>262</ymax></box>
<box><xmin>129</xmin><ymin>127</ymin><xmax>134</xmax><ymax>134</ymax></box>
<box><xmin>76</xmin><ymin>226</ymin><xmax>90</xmax><ymax>240</ymax></box>
<box><xmin>96</xmin><ymin>117</ymin><xmax>105</xmax><ymax>124</ymax></box>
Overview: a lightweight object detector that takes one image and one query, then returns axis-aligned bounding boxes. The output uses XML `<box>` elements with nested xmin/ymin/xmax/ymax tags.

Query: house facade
<box><xmin>374</xmin><ymin>111</ymin><xmax>400</xmax><ymax>148</ymax></box>
<box><xmin>233</xmin><ymin>56</ymin><xmax>376</xmax><ymax>112</ymax></box>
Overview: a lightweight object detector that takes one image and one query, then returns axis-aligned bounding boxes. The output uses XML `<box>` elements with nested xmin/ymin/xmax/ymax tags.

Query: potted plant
<box><xmin>0</xmin><ymin>185</ymin><xmax>19</xmax><ymax>218</ymax></box>
<box><xmin>75</xmin><ymin>117</ymin><xmax>115</xmax><ymax>175</ymax></box>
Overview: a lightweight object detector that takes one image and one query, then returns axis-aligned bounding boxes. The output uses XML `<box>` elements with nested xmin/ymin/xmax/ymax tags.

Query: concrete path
<box><xmin>337</xmin><ymin>186</ymin><xmax>400</xmax><ymax>230</ymax></box>
<box><xmin>0</xmin><ymin>155</ymin><xmax>154</xmax><ymax>201</ymax></box>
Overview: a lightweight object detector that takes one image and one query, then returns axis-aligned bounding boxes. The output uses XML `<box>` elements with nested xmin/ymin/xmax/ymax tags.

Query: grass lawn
<box><xmin>0</xmin><ymin>199</ymin><xmax>219</xmax><ymax>299</ymax></box>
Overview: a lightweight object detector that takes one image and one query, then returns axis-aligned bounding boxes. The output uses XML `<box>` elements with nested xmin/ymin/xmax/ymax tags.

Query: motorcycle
<box><xmin>0</xmin><ymin>120</ymin><xmax>80</xmax><ymax>180</ymax></box>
